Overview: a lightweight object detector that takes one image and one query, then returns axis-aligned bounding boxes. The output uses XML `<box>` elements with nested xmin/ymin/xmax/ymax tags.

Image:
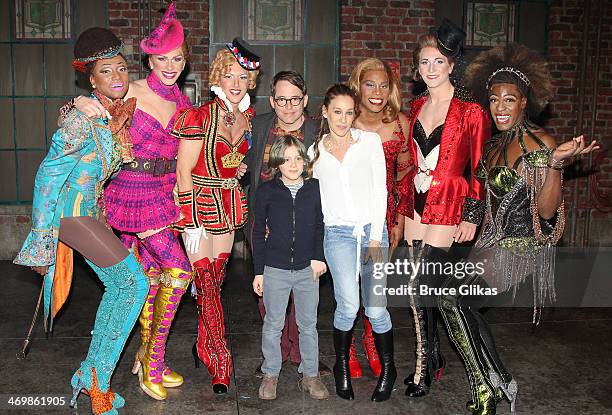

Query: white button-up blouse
<box><xmin>308</xmin><ymin>128</ymin><xmax>387</xmax><ymax>243</ymax></box>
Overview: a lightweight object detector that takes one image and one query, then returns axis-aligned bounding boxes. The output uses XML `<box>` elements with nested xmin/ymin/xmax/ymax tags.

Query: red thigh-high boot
<box><xmin>363</xmin><ymin>316</ymin><xmax>382</xmax><ymax>377</ymax></box>
<box><xmin>348</xmin><ymin>337</ymin><xmax>363</xmax><ymax>379</ymax></box>
<box><xmin>210</xmin><ymin>252</ymin><xmax>232</xmax><ymax>394</ymax></box>
<box><xmin>191</xmin><ymin>258</ymin><xmax>215</xmax><ymax>376</ymax></box>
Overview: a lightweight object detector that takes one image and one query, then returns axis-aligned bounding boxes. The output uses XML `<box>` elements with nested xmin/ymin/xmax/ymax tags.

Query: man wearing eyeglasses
<box><xmin>246</xmin><ymin>71</ymin><xmax>315</xmax><ymax>188</ymax></box>
<box><xmin>246</xmin><ymin>70</ymin><xmax>316</xmax><ymax>242</ymax></box>
<box><xmin>244</xmin><ymin>70</ymin><xmax>330</xmax><ymax>376</ymax></box>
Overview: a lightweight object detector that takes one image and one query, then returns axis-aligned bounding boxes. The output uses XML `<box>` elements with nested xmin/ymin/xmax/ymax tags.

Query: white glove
<box><xmin>184</xmin><ymin>227</ymin><xmax>207</xmax><ymax>254</ymax></box>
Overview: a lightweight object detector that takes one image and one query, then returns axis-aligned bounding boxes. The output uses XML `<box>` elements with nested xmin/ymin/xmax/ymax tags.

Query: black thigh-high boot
<box><xmin>333</xmin><ymin>328</ymin><xmax>354</xmax><ymax>400</ymax></box>
<box><xmin>439</xmin><ymin>292</ymin><xmax>498</xmax><ymax>415</ymax></box>
<box><xmin>405</xmin><ymin>242</ymin><xmax>446</xmax><ymax>398</ymax></box>
<box><xmin>459</xmin><ymin>280</ymin><xmax>518</xmax><ymax>413</ymax></box>
<box><xmin>371</xmin><ymin>329</ymin><xmax>397</xmax><ymax>401</ymax></box>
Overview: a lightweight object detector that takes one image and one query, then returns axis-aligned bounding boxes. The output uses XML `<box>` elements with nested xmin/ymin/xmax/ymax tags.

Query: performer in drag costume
<box><xmin>438</xmin><ymin>43</ymin><xmax>599</xmax><ymax>415</ymax></box>
<box><xmin>346</xmin><ymin>58</ymin><xmax>412</xmax><ymax>378</ymax></box>
<box><xmin>172</xmin><ymin>38</ymin><xmax>260</xmax><ymax>394</ymax></box>
<box><xmin>68</xmin><ymin>3</ymin><xmax>193</xmax><ymax>401</ymax></box>
<box><xmin>401</xmin><ymin>19</ymin><xmax>489</xmax><ymax>398</ymax></box>
<box><xmin>14</xmin><ymin>28</ymin><xmax>148</xmax><ymax>414</ymax></box>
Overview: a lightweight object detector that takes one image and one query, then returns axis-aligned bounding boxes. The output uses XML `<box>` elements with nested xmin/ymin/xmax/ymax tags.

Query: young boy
<box><xmin>252</xmin><ymin>135</ymin><xmax>329</xmax><ymax>400</ymax></box>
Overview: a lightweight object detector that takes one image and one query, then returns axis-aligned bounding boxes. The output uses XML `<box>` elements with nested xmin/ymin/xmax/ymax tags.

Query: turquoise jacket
<box><xmin>14</xmin><ymin>102</ymin><xmax>122</xmax><ymax>328</ymax></box>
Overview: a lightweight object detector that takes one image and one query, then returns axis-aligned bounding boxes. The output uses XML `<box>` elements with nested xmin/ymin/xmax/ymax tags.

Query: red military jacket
<box><xmin>398</xmin><ymin>88</ymin><xmax>490</xmax><ymax>225</ymax></box>
<box><xmin>171</xmin><ymin>97</ymin><xmax>255</xmax><ymax>234</ymax></box>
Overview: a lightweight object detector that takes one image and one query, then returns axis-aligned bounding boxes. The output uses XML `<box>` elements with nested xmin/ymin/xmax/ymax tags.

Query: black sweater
<box><xmin>252</xmin><ymin>178</ymin><xmax>324</xmax><ymax>275</ymax></box>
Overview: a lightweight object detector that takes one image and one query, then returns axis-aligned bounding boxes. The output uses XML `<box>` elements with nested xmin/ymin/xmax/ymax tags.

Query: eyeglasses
<box><xmin>273</xmin><ymin>96</ymin><xmax>304</xmax><ymax>107</ymax></box>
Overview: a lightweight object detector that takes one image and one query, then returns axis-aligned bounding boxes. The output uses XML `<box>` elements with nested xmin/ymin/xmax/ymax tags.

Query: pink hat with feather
<box><xmin>140</xmin><ymin>2</ymin><xmax>184</xmax><ymax>55</ymax></box>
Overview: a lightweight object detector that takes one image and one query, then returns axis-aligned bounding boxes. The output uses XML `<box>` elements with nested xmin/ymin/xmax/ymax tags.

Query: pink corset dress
<box><xmin>104</xmin><ymin>73</ymin><xmax>192</xmax><ymax>232</ymax></box>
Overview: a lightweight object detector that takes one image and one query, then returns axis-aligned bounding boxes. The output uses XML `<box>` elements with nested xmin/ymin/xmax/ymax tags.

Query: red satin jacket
<box><xmin>398</xmin><ymin>88</ymin><xmax>490</xmax><ymax>225</ymax></box>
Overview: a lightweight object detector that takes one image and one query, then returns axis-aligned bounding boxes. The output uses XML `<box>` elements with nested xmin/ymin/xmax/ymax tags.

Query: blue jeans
<box><xmin>261</xmin><ymin>266</ymin><xmax>320</xmax><ymax>377</ymax></box>
<box><xmin>324</xmin><ymin>224</ymin><xmax>392</xmax><ymax>333</ymax></box>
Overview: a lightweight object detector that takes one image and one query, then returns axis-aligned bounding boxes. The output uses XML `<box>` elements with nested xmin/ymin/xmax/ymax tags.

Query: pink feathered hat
<box><xmin>140</xmin><ymin>2</ymin><xmax>184</xmax><ymax>55</ymax></box>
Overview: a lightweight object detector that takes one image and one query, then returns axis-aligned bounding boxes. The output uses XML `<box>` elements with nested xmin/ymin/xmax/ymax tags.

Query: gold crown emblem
<box><xmin>220</xmin><ymin>148</ymin><xmax>245</xmax><ymax>169</ymax></box>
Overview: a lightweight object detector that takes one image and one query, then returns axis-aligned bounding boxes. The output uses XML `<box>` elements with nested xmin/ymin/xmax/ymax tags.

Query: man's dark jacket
<box><xmin>243</xmin><ymin>111</ymin><xmax>318</xmax><ymax>244</ymax></box>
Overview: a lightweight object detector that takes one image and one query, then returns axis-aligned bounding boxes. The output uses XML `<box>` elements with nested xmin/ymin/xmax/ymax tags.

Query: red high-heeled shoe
<box><xmin>212</xmin><ymin>352</ymin><xmax>232</xmax><ymax>394</ymax></box>
<box><xmin>363</xmin><ymin>318</ymin><xmax>382</xmax><ymax>377</ymax></box>
<box><xmin>348</xmin><ymin>337</ymin><xmax>363</xmax><ymax>379</ymax></box>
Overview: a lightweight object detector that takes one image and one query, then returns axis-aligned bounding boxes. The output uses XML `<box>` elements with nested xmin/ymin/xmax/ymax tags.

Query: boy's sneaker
<box><xmin>300</xmin><ymin>374</ymin><xmax>330</xmax><ymax>400</ymax></box>
<box><xmin>259</xmin><ymin>374</ymin><xmax>278</xmax><ymax>400</ymax></box>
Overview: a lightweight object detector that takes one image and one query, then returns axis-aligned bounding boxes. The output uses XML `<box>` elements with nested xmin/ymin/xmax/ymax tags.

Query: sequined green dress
<box><xmin>473</xmin><ymin>122</ymin><xmax>565</xmax><ymax>318</ymax></box>
<box><xmin>436</xmin><ymin>121</ymin><xmax>565</xmax><ymax>414</ymax></box>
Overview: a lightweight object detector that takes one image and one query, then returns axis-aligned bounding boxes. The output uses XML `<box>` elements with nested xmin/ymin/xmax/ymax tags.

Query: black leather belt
<box><xmin>123</xmin><ymin>158</ymin><xmax>177</xmax><ymax>176</ymax></box>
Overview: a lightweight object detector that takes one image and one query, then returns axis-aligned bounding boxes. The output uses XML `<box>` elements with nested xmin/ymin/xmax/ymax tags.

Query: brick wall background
<box><xmin>108</xmin><ymin>0</ymin><xmax>210</xmax><ymax>89</ymax></box>
<box><xmin>2</xmin><ymin>0</ymin><xmax>611</xmax><ymax>260</ymax></box>
<box><xmin>545</xmin><ymin>0</ymin><xmax>612</xmax><ymax>244</ymax></box>
<box><xmin>337</xmin><ymin>0</ymin><xmax>612</xmax><ymax>245</ymax></box>
<box><xmin>107</xmin><ymin>0</ymin><xmax>611</xmax><ymax>246</ymax></box>
<box><xmin>339</xmin><ymin>0</ymin><xmax>436</xmax><ymax>109</ymax></box>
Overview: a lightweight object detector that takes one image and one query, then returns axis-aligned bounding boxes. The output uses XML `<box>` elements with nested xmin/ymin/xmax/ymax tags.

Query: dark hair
<box><xmin>308</xmin><ymin>84</ymin><xmax>358</xmax><ymax>177</ymax></box>
<box><xmin>464</xmin><ymin>43</ymin><xmax>554</xmax><ymax>118</ymax></box>
<box><xmin>268</xmin><ymin>135</ymin><xmax>309</xmax><ymax>180</ymax></box>
<box><xmin>85</xmin><ymin>61</ymin><xmax>96</xmax><ymax>76</ymax></box>
<box><xmin>270</xmin><ymin>70</ymin><xmax>307</xmax><ymax>97</ymax></box>
<box><xmin>74</xmin><ymin>27</ymin><xmax>123</xmax><ymax>76</ymax></box>
<box><xmin>74</xmin><ymin>27</ymin><xmax>122</xmax><ymax>60</ymax></box>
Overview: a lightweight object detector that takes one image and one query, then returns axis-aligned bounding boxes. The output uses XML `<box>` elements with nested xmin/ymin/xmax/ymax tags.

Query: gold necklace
<box><xmin>324</xmin><ymin>132</ymin><xmax>356</xmax><ymax>152</ymax></box>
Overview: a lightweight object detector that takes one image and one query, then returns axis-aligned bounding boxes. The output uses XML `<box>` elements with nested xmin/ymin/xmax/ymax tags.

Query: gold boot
<box><xmin>131</xmin><ymin>273</ymin><xmax>158</xmax><ymax>377</ymax></box>
<box><xmin>160</xmin><ymin>367</ymin><xmax>184</xmax><ymax>388</ymax></box>
<box><xmin>135</xmin><ymin>272</ymin><xmax>166</xmax><ymax>401</ymax></box>
<box><xmin>158</xmin><ymin>267</ymin><xmax>193</xmax><ymax>388</ymax></box>
<box><xmin>137</xmin><ymin>268</ymin><xmax>191</xmax><ymax>399</ymax></box>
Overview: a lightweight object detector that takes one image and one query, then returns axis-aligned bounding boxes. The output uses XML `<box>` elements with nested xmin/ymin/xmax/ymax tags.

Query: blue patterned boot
<box><xmin>70</xmin><ymin>253</ymin><xmax>148</xmax><ymax>414</ymax></box>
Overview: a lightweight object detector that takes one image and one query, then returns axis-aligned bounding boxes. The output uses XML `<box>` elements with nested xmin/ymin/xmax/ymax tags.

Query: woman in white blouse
<box><xmin>308</xmin><ymin>84</ymin><xmax>396</xmax><ymax>402</ymax></box>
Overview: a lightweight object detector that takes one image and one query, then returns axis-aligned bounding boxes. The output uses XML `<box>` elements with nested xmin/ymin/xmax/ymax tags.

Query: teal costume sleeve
<box><xmin>14</xmin><ymin>110</ymin><xmax>92</xmax><ymax>267</ymax></box>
